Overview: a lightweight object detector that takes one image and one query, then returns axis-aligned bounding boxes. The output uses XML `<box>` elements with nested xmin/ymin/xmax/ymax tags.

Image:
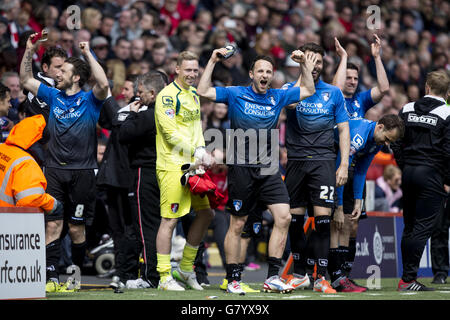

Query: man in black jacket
<box><xmin>119</xmin><ymin>71</ymin><xmax>168</xmax><ymax>288</ymax></box>
<box><xmin>96</xmin><ymin>83</ymin><xmax>138</xmax><ymax>289</ymax></box>
<box><xmin>392</xmin><ymin>70</ymin><xmax>450</xmax><ymax>291</ymax></box>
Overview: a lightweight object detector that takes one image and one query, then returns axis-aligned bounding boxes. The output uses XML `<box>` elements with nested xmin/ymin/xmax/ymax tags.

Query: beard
<box><xmin>56</xmin><ymin>80</ymin><xmax>71</xmax><ymax>91</ymax></box>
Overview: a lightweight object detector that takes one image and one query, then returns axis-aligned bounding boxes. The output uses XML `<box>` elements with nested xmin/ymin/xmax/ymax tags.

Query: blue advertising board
<box><xmin>350</xmin><ymin>215</ymin><xmax>398</xmax><ymax>279</ymax></box>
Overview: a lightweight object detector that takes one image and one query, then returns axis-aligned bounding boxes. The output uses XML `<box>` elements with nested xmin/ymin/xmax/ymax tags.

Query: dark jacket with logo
<box><xmin>392</xmin><ymin>95</ymin><xmax>450</xmax><ymax>184</ymax></box>
<box><xmin>96</xmin><ymin>96</ymin><xmax>132</xmax><ymax>189</ymax></box>
<box><xmin>118</xmin><ymin>103</ymin><xmax>157</xmax><ymax>168</ymax></box>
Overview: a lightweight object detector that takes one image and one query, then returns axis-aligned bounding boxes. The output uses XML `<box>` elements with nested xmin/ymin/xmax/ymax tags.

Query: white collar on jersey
<box><xmin>424</xmin><ymin>95</ymin><xmax>446</xmax><ymax>103</ymax></box>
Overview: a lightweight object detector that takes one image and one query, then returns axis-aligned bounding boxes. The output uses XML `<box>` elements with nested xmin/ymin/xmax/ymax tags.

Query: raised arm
<box><xmin>19</xmin><ymin>33</ymin><xmax>42</xmax><ymax>96</ymax></box>
<box><xmin>298</xmin><ymin>51</ymin><xmax>316</xmax><ymax>100</ymax></box>
<box><xmin>287</xmin><ymin>50</ymin><xmax>316</xmax><ymax>109</ymax></box>
<box><xmin>79</xmin><ymin>42</ymin><xmax>109</xmax><ymax>100</ymax></box>
<box><xmin>197</xmin><ymin>48</ymin><xmax>228</xmax><ymax>101</ymax></box>
<box><xmin>370</xmin><ymin>34</ymin><xmax>389</xmax><ymax>103</ymax></box>
<box><xmin>332</xmin><ymin>37</ymin><xmax>348</xmax><ymax>90</ymax></box>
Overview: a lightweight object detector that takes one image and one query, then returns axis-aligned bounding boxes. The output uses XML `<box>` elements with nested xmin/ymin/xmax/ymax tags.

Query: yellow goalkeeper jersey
<box><xmin>155</xmin><ymin>80</ymin><xmax>205</xmax><ymax>171</ymax></box>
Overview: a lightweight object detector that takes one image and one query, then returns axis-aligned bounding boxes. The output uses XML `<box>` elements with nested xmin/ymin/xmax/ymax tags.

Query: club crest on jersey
<box><xmin>165</xmin><ymin>108</ymin><xmax>175</xmax><ymax>119</ymax></box>
<box><xmin>354</xmin><ymin>100</ymin><xmax>360</xmax><ymax>109</ymax></box>
<box><xmin>351</xmin><ymin>134</ymin><xmax>364</xmax><ymax>149</ymax></box>
<box><xmin>253</xmin><ymin>222</ymin><xmax>261</xmax><ymax>235</ymax></box>
<box><xmin>322</xmin><ymin>92</ymin><xmax>330</xmax><ymax>102</ymax></box>
<box><xmin>233</xmin><ymin>200</ymin><xmax>242</xmax><ymax>212</ymax></box>
<box><xmin>162</xmin><ymin>96</ymin><xmax>174</xmax><ymax>106</ymax></box>
<box><xmin>76</xmin><ymin>97</ymin><xmax>82</xmax><ymax>106</ymax></box>
<box><xmin>269</xmin><ymin>96</ymin><xmax>276</xmax><ymax>105</ymax></box>
<box><xmin>171</xmin><ymin>203</ymin><xmax>179</xmax><ymax>213</ymax></box>
<box><xmin>118</xmin><ymin>113</ymin><xmax>128</xmax><ymax>121</ymax></box>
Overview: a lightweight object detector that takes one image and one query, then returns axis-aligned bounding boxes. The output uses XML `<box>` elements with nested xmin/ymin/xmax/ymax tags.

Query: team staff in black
<box><xmin>119</xmin><ymin>71</ymin><xmax>168</xmax><ymax>288</ymax></box>
<box><xmin>392</xmin><ymin>70</ymin><xmax>450</xmax><ymax>291</ymax></box>
<box><xmin>96</xmin><ymin>82</ymin><xmax>137</xmax><ymax>289</ymax></box>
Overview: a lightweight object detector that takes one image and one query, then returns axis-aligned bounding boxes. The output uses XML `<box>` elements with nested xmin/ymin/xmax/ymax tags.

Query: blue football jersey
<box><xmin>345</xmin><ymin>89</ymin><xmax>375</xmax><ymax>119</ymax></box>
<box><xmin>37</xmin><ymin>84</ymin><xmax>104</xmax><ymax>169</ymax></box>
<box><xmin>215</xmin><ymin>85</ymin><xmax>300</xmax><ymax>166</ymax></box>
<box><xmin>334</xmin><ymin>118</ymin><xmax>381</xmax><ymax>204</ymax></box>
<box><xmin>284</xmin><ymin>80</ymin><xmax>349</xmax><ymax>160</ymax></box>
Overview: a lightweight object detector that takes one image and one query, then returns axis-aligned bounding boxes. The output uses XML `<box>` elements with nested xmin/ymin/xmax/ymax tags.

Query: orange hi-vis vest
<box><xmin>0</xmin><ymin>115</ymin><xmax>56</xmax><ymax>212</ymax></box>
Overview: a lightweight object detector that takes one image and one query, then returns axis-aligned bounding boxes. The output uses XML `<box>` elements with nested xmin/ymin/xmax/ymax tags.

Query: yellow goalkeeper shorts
<box><xmin>157</xmin><ymin>169</ymin><xmax>210</xmax><ymax>219</ymax></box>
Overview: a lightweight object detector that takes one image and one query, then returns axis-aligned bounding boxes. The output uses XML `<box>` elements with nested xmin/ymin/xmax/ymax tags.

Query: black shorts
<box><xmin>241</xmin><ymin>206</ymin><xmax>265</xmax><ymax>239</ymax></box>
<box><xmin>285</xmin><ymin>159</ymin><xmax>336</xmax><ymax>209</ymax></box>
<box><xmin>226</xmin><ymin>165</ymin><xmax>289</xmax><ymax>217</ymax></box>
<box><xmin>44</xmin><ymin>167</ymin><xmax>96</xmax><ymax>225</ymax></box>
<box><xmin>342</xmin><ymin>166</ymin><xmax>367</xmax><ymax>219</ymax></box>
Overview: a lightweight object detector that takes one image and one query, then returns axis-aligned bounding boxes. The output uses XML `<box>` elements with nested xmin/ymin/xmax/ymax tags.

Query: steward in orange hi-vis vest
<box><xmin>0</xmin><ymin>114</ymin><xmax>59</xmax><ymax>213</ymax></box>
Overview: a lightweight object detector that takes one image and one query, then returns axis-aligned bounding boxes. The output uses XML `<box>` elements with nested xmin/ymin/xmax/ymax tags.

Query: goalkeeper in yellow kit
<box><xmin>155</xmin><ymin>51</ymin><xmax>215</xmax><ymax>291</ymax></box>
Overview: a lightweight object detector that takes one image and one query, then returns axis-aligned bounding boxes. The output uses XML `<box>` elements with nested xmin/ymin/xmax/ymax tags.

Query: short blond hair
<box><xmin>177</xmin><ymin>51</ymin><xmax>198</xmax><ymax>66</ymax></box>
<box><xmin>383</xmin><ymin>165</ymin><xmax>401</xmax><ymax>181</ymax></box>
<box><xmin>426</xmin><ymin>70</ymin><xmax>450</xmax><ymax>97</ymax></box>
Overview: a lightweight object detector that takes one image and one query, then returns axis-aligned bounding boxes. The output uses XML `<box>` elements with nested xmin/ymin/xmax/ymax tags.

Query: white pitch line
<box><xmin>399</xmin><ymin>292</ymin><xmax>418</xmax><ymax>295</ymax></box>
<box><xmin>283</xmin><ymin>295</ymin><xmax>310</xmax><ymax>299</ymax></box>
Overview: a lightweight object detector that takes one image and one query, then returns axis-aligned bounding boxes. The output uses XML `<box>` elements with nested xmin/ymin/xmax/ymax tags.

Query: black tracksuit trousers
<box><xmin>105</xmin><ymin>186</ymin><xmax>140</xmax><ymax>282</ymax></box>
<box><xmin>401</xmin><ymin>165</ymin><xmax>446</xmax><ymax>282</ymax></box>
<box><xmin>128</xmin><ymin>167</ymin><xmax>161</xmax><ymax>286</ymax></box>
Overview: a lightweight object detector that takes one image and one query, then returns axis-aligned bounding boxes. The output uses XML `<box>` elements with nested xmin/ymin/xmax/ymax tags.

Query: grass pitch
<box><xmin>46</xmin><ymin>278</ymin><xmax>450</xmax><ymax>300</ymax></box>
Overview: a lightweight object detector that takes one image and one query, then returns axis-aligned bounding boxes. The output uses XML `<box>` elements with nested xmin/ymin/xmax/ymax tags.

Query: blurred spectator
<box><xmin>91</xmin><ymin>36</ymin><xmax>109</xmax><ymax>64</ymax></box>
<box><xmin>169</xmin><ymin>19</ymin><xmax>195</xmax><ymax>53</ymax></box>
<box><xmin>374</xmin><ymin>164</ymin><xmax>403</xmax><ymax>212</ymax></box>
<box><xmin>130</xmin><ymin>38</ymin><xmax>145</xmax><ymax>63</ymax></box>
<box><xmin>120</xmin><ymin>74</ymin><xmax>137</xmax><ymax>103</ymax></box>
<box><xmin>72</xmin><ymin>29</ymin><xmax>91</xmax><ymax>59</ymax></box>
<box><xmin>99</xmin><ymin>14</ymin><xmax>115</xmax><ymax>44</ymax></box>
<box><xmin>106</xmin><ymin>59</ymin><xmax>126</xmax><ymax>98</ymax></box>
<box><xmin>149</xmin><ymin>41</ymin><xmax>168</xmax><ymax>70</ymax></box>
<box><xmin>160</xmin><ymin>0</ymin><xmax>182</xmax><ymax>36</ymax></box>
<box><xmin>0</xmin><ymin>0</ymin><xmax>21</xmax><ymax>48</ymax></box>
<box><xmin>243</xmin><ymin>7</ymin><xmax>258</xmax><ymax>45</ymax></box>
<box><xmin>110</xmin><ymin>9</ymin><xmax>133</xmax><ymax>45</ymax></box>
<box><xmin>0</xmin><ymin>82</ymin><xmax>11</xmax><ymax>117</ymax></box>
<box><xmin>112</xmin><ymin>37</ymin><xmax>131</xmax><ymax>67</ymax></box>
<box><xmin>81</xmin><ymin>7</ymin><xmax>102</xmax><ymax>37</ymax></box>
<box><xmin>205</xmin><ymin>102</ymin><xmax>229</xmax><ymax>150</ymax></box>
<box><xmin>59</xmin><ymin>30</ymin><xmax>75</xmax><ymax>57</ymax></box>
<box><xmin>1</xmin><ymin>71</ymin><xmax>20</xmax><ymax>106</ymax></box>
